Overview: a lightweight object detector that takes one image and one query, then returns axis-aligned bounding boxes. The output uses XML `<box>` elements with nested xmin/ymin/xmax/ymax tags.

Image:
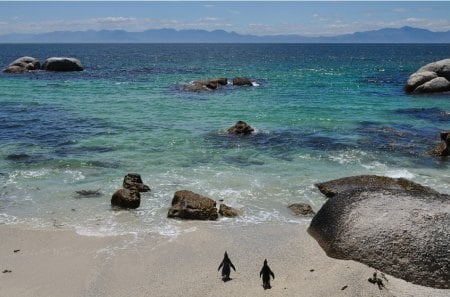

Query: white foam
<box><xmin>0</xmin><ymin>213</ymin><xmax>18</xmax><ymax>224</ymax></box>
<box><xmin>385</xmin><ymin>169</ymin><xmax>415</xmax><ymax>179</ymax></box>
<box><xmin>251</xmin><ymin>82</ymin><xmax>260</xmax><ymax>87</ymax></box>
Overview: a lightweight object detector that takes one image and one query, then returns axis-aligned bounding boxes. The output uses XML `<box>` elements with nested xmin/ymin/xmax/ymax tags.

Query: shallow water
<box><xmin>1</xmin><ymin>44</ymin><xmax>449</xmax><ymax>237</ymax></box>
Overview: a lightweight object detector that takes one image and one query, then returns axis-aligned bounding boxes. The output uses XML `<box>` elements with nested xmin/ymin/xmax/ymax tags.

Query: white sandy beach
<box><xmin>0</xmin><ymin>222</ymin><xmax>448</xmax><ymax>297</ymax></box>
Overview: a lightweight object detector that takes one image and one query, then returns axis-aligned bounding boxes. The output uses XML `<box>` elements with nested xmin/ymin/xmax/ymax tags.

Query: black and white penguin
<box><xmin>260</xmin><ymin>259</ymin><xmax>275</xmax><ymax>289</ymax></box>
<box><xmin>218</xmin><ymin>251</ymin><xmax>236</xmax><ymax>282</ymax></box>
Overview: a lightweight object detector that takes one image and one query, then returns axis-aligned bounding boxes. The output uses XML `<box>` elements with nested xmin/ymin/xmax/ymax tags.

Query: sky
<box><xmin>0</xmin><ymin>1</ymin><xmax>449</xmax><ymax>36</ymax></box>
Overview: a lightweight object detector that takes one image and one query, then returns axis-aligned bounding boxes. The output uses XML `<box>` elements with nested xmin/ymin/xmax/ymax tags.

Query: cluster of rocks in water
<box><xmin>404</xmin><ymin>58</ymin><xmax>450</xmax><ymax>94</ymax></box>
<box><xmin>183</xmin><ymin>77</ymin><xmax>254</xmax><ymax>92</ymax></box>
<box><xmin>3</xmin><ymin>56</ymin><xmax>84</xmax><ymax>73</ymax></box>
<box><xmin>111</xmin><ymin>173</ymin><xmax>151</xmax><ymax>209</ymax></box>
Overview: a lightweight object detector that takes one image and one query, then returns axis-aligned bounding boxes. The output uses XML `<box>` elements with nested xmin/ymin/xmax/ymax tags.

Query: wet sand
<box><xmin>0</xmin><ymin>222</ymin><xmax>447</xmax><ymax>297</ymax></box>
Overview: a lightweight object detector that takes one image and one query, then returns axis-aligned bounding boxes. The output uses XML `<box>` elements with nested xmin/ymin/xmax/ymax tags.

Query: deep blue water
<box><xmin>0</xmin><ymin>44</ymin><xmax>449</xmax><ymax>236</ymax></box>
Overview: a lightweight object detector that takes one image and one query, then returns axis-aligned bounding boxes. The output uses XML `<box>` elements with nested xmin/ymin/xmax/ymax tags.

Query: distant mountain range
<box><xmin>1</xmin><ymin>26</ymin><xmax>449</xmax><ymax>43</ymax></box>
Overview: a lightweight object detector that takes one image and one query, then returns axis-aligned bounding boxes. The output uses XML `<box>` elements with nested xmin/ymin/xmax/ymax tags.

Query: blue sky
<box><xmin>0</xmin><ymin>1</ymin><xmax>449</xmax><ymax>36</ymax></box>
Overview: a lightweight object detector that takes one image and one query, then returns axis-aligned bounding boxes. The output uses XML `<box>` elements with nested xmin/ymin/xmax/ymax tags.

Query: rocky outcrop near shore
<box><xmin>309</xmin><ymin>176</ymin><xmax>450</xmax><ymax>289</ymax></box>
<box><xmin>431</xmin><ymin>131</ymin><xmax>450</xmax><ymax>157</ymax></box>
<box><xmin>123</xmin><ymin>173</ymin><xmax>151</xmax><ymax>192</ymax></box>
<box><xmin>219</xmin><ymin>203</ymin><xmax>240</xmax><ymax>217</ymax></box>
<box><xmin>3</xmin><ymin>56</ymin><xmax>40</xmax><ymax>73</ymax></box>
<box><xmin>168</xmin><ymin>190</ymin><xmax>219</xmax><ymax>220</ymax></box>
<box><xmin>111</xmin><ymin>173</ymin><xmax>150</xmax><ymax>209</ymax></box>
<box><xmin>232</xmin><ymin>77</ymin><xmax>253</xmax><ymax>86</ymax></box>
<box><xmin>288</xmin><ymin>203</ymin><xmax>315</xmax><ymax>216</ymax></box>
<box><xmin>404</xmin><ymin>58</ymin><xmax>450</xmax><ymax>94</ymax></box>
<box><xmin>41</xmin><ymin>57</ymin><xmax>84</xmax><ymax>71</ymax></box>
<box><xmin>315</xmin><ymin>175</ymin><xmax>438</xmax><ymax>198</ymax></box>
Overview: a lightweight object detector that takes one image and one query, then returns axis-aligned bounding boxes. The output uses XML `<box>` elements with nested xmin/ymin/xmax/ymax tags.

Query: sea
<box><xmin>0</xmin><ymin>43</ymin><xmax>449</xmax><ymax>238</ymax></box>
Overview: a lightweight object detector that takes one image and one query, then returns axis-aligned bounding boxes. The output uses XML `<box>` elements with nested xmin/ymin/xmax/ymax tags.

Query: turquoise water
<box><xmin>1</xmin><ymin>44</ymin><xmax>449</xmax><ymax>236</ymax></box>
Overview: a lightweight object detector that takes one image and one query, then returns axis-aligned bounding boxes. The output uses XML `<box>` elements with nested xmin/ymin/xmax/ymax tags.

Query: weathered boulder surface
<box><xmin>308</xmin><ymin>188</ymin><xmax>450</xmax><ymax>289</ymax></box>
<box><xmin>219</xmin><ymin>203</ymin><xmax>240</xmax><ymax>217</ymax></box>
<box><xmin>431</xmin><ymin>131</ymin><xmax>450</xmax><ymax>157</ymax></box>
<box><xmin>183</xmin><ymin>77</ymin><xmax>228</xmax><ymax>92</ymax></box>
<box><xmin>232</xmin><ymin>77</ymin><xmax>253</xmax><ymax>86</ymax></box>
<box><xmin>41</xmin><ymin>57</ymin><xmax>84</xmax><ymax>71</ymax></box>
<box><xmin>405</xmin><ymin>58</ymin><xmax>450</xmax><ymax>94</ymax></box>
<box><xmin>168</xmin><ymin>190</ymin><xmax>218</xmax><ymax>220</ymax></box>
<box><xmin>413</xmin><ymin>77</ymin><xmax>450</xmax><ymax>94</ymax></box>
<box><xmin>315</xmin><ymin>175</ymin><xmax>438</xmax><ymax>198</ymax></box>
<box><xmin>111</xmin><ymin>188</ymin><xmax>140</xmax><ymax>209</ymax></box>
<box><xmin>288</xmin><ymin>203</ymin><xmax>315</xmax><ymax>216</ymax></box>
<box><xmin>3</xmin><ymin>56</ymin><xmax>40</xmax><ymax>73</ymax></box>
<box><xmin>123</xmin><ymin>173</ymin><xmax>150</xmax><ymax>192</ymax></box>
<box><xmin>227</xmin><ymin>121</ymin><xmax>255</xmax><ymax>135</ymax></box>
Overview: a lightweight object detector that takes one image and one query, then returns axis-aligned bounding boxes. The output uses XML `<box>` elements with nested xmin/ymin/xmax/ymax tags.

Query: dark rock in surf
<box><xmin>219</xmin><ymin>204</ymin><xmax>240</xmax><ymax>217</ymax></box>
<box><xmin>111</xmin><ymin>188</ymin><xmax>140</xmax><ymax>209</ymax></box>
<box><xmin>404</xmin><ymin>58</ymin><xmax>450</xmax><ymax>94</ymax></box>
<box><xmin>431</xmin><ymin>131</ymin><xmax>450</xmax><ymax>157</ymax></box>
<box><xmin>183</xmin><ymin>77</ymin><xmax>228</xmax><ymax>92</ymax></box>
<box><xmin>288</xmin><ymin>203</ymin><xmax>315</xmax><ymax>216</ymax></box>
<box><xmin>315</xmin><ymin>175</ymin><xmax>438</xmax><ymax>198</ymax></box>
<box><xmin>3</xmin><ymin>56</ymin><xmax>40</xmax><ymax>73</ymax></box>
<box><xmin>227</xmin><ymin>121</ymin><xmax>254</xmax><ymax>135</ymax></box>
<box><xmin>168</xmin><ymin>190</ymin><xmax>218</xmax><ymax>220</ymax></box>
<box><xmin>308</xmin><ymin>188</ymin><xmax>450</xmax><ymax>289</ymax></box>
<box><xmin>41</xmin><ymin>57</ymin><xmax>84</xmax><ymax>72</ymax></box>
<box><xmin>123</xmin><ymin>173</ymin><xmax>151</xmax><ymax>192</ymax></box>
<box><xmin>232</xmin><ymin>77</ymin><xmax>253</xmax><ymax>86</ymax></box>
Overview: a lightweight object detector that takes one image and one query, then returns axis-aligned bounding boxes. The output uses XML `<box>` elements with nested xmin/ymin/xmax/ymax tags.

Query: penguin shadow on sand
<box><xmin>260</xmin><ymin>259</ymin><xmax>275</xmax><ymax>290</ymax></box>
<box><xmin>218</xmin><ymin>251</ymin><xmax>236</xmax><ymax>282</ymax></box>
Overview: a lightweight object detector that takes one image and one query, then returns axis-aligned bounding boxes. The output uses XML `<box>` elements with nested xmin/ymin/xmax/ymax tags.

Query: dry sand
<box><xmin>0</xmin><ymin>222</ymin><xmax>448</xmax><ymax>297</ymax></box>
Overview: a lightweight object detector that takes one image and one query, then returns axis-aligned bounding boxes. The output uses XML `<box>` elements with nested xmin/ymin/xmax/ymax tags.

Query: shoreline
<box><xmin>1</xmin><ymin>222</ymin><xmax>448</xmax><ymax>297</ymax></box>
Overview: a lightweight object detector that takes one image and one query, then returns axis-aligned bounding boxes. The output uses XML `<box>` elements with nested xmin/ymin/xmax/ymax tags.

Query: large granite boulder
<box><xmin>431</xmin><ymin>131</ymin><xmax>450</xmax><ymax>157</ymax></box>
<box><xmin>183</xmin><ymin>77</ymin><xmax>228</xmax><ymax>92</ymax></box>
<box><xmin>315</xmin><ymin>175</ymin><xmax>438</xmax><ymax>198</ymax></box>
<box><xmin>3</xmin><ymin>56</ymin><xmax>40</xmax><ymax>73</ymax></box>
<box><xmin>41</xmin><ymin>57</ymin><xmax>84</xmax><ymax>71</ymax></box>
<box><xmin>308</xmin><ymin>188</ymin><xmax>450</xmax><ymax>289</ymax></box>
<box><xmin>404</xmin><ymin>58</ymin><xmax>450</xmax><ymax>94</ymax></box>
<box><xmin>227</xmin><ymin>121</ymin><xmax>255</xmax><ymax>135</ymax></box>
<box><xmin>123</xmin><ymin>173</ymin><xmax>150</xmax><ymax>192</ymax></box>
<box><xmin>232</xmin><ymin>77</ymin><xmax>253</xmax><ymax>86</ymax></box>
<box><xmin>111</xmin><ymin>188</ymin><xmax>140</xmax><ymax>209</ymax></box>
<box><xmin>288</xmin><ymin>203</ymin><xmax>315</xmax><ymax>216</ymax></box>
<box><xmin>168</xmin><ymin>190</ymin><xmax>218</xmax><ymax>220</ymax></box>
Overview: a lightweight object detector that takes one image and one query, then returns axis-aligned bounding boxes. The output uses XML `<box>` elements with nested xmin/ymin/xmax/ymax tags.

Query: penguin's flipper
<box><xmin>218</xmin><ymin>261</ymin><xmax>223</xmax><ymax>271</ymax></box>
<box><xmin>230</xmin><ymin>262</ymin><xmax>236</xmax><ymax>271</ymax></box>
<box><xmin>270</xmin><ymin>270</ymin><xmax>275</xmax><ymax>280</ymax></box>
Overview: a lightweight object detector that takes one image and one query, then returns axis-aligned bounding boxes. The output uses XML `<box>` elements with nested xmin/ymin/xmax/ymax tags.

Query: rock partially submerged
<box><xmin>404</xmin><ymin>58</ymin><xmax>450</xmax><ymax>94</ymax></box>
<box><xmin>431</xmin><ymin>131</ymin><xmax>450</xmax><ymax>157</ymax></box>
<box><xmin>123</xmin><ymin>173</ymin><xmax>151</xmax><ymax>192</ymax></box>
<box><xmin>183</xmin><ymin>77</ymin><xmax>228</xmax><ymax>92</ymax></box>
<box><xmin>41</xmin><ymin>57</ymin><xmax>84</xmax><ymax>71</ymax></box>
<box><xmin>288</xmin><ymin>203</ymin><xmax>315</xmax><ymax>216</ymax></box>
<box><xmin>219</xmin><ymin>203</ymin><xmax>240</xmax><ymax>217</ymax></box>
<box><xmin>3</xmin><ymin>56</ymin><xmax>40</xmax><ymax>73</ymax></box>
<box><xmin>315</xmin><ymin>175</ymin><xmax>438</xmax><ymax>198</ymax></box>
<box><xmin>168</xmin><ymin>190</ymin><xmax>218</xmax><ymax>220</ymax></box>
<box><xmin>308</xmin><ymin>188</ymin><xmax>450</xmax><ymax>289</ymax></box>
<box><xmin>111</xmin><ymin>188</ymin><xmax>141</xmax><ymax>209</ymax></box>
<box><xmin>227</xmin><ymin>121</ymin><xmax>255</xmax><ymax>135</ymax></box>
<box><xmin>232</xmin><ymin>77</ymin><xmax>253</xmax><ymax>86</ymax></box>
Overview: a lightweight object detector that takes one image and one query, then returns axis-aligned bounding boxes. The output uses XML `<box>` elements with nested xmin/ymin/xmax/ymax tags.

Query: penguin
<box><xmin>218</xmin><ymin>251</ymin><xmax>236</xmax><ymax>282</ymax></box>
<box><xmin>260</xmin><ymin>259</ymin><xmax>275</xmax><ymax>289</ymax></box>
